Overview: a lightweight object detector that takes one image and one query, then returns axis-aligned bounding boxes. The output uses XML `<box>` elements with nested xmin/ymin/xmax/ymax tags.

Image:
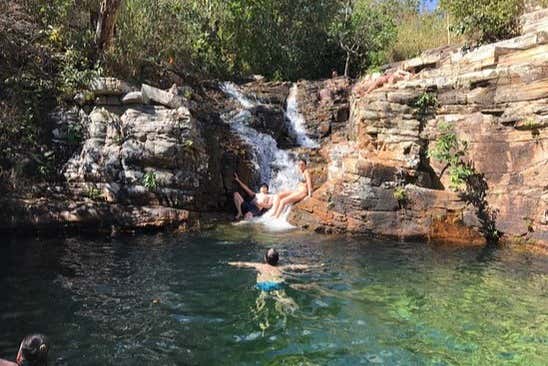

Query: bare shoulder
<box><xmin>0</xmin><ymin>359</ymin><xmax>18</xmax><ymax>366</ymax></box>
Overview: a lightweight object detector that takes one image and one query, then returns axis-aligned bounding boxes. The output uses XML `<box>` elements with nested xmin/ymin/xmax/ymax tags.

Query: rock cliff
<box><xmin>3</xmin><ymin>9</ymin><xmax>546</xmax><ymax>247</ymax></box>
<box><xmin>289</xmin><ymin>9</ymin><xmax>548</xmax><ymax>246</ymax></box>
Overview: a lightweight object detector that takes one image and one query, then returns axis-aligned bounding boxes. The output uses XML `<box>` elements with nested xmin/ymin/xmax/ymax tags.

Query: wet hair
<box><xmin>264</xmin><ymin>248</ymin><xmax>279</xmax><ymax>266</ymax></box>
<box><xmin>19</xmin><ymin>334</ymin><xmax>49</xmax><ymax>366</ymax></box>
<box><xmin>260</xmin><ymin>183</ymin><xmax>269</xmax><ymax>191</ymax></box>
<box><xmin>298</xmin><ymin>158</ymin><xmax>307</xmax><ymax>165</ymax></box>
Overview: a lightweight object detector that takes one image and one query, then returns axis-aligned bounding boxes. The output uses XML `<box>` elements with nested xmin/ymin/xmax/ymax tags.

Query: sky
<box><xmin>422</xmin><ymin>0</ymin><xmax>439</xmax><ymax>12</ymax></box>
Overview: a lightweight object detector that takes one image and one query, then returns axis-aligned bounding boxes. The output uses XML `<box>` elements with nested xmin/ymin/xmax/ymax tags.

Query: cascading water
<box><xmin>220</xmin><ymin>82</ymin><xmax>317</xmax><ymax>229</ymax></box>
<box><xmin>286</xmin><ymin>84</ymin><xmax>319</xmax><ymax>148</ymax></box>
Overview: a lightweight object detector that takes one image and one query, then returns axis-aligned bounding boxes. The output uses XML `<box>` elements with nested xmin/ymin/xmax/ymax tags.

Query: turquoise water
<box><xmin>0</xmin><ymin>226</ymin><xmax>546</xmax><ymax>365</ymax></box>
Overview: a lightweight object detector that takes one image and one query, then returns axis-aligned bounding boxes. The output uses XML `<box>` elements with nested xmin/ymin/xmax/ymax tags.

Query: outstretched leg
<box><xmin>267</xmin><ymin>190</ymin><xmax>293</xmax><ymax>217</ymax></box>
<box><xmin>274</xmin><ymin>190</ymin><xmax>307</xmax><ymax>218</ymax></box>
<box><xmin>233</xmin><ymin>192</ymin><xmax>244</xmax><ymax>219</ymax></box>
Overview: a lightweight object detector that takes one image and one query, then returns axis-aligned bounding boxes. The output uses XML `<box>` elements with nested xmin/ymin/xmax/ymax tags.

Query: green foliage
<box><xmin>523</xmin><ymin>118</ymin><xmax>540</xmax><ymax>137</ymax></box>
<box><xmin>440</xmin><ymin>0</ymin><xmax>524</xmax><ymax>43</ymax></box>
<box><xmin>85</xmin><ymin>186</ymin><xmax>103</xmax><ymax>201</ymax></box>
<box><xmin>429</xmin><ymin>122</ymin><xmax>473</xmax><ymax>190</ymax></box>
<box><xmin>58</xmin><ymin>48</ymin><xmax>103</xmax><ymax>98</ymax></box>
<box><xmin>415</xmin><ymin>92</ymin><xmax>438</xmax><ymax>114</ymax></box>
<box><xmin>143</xmin><ymin>171</ymin><xmax>158</xmax><ymax>191</ymax></box>
<box><xmin>430</xmin><ymin>122</ymin><xmax>501</xmax><ymax>243</ymax></box>
<box><xmin>66</xmin><ymin>123</ymin><xmax>83</xmax><ymax>145</ymax></box>
<box><xmin>329</xmin><ymin>0</ymin><xmax>397</xmax><ymax>75</ymax></box>
<box><xmin>393</xmin><ymin>186</ymin><xmax>408</xmax><ymax>208</ymax></box>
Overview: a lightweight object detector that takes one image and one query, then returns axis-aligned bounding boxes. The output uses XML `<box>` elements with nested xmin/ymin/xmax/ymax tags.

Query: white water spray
<box><xmin>286</xmin><ymin>84</ymin><xmax>319</xmax><ymax>148</ymax></box>
<box><xmin>220</xmin><ymin>82</ymin><xmax>317</xmax><ymax>229</ymax></box>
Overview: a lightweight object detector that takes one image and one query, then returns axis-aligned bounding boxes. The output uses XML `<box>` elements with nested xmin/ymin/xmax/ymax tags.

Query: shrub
<box><xmin>429</xmin><ymin>122</ymin><xmax>473</xmax><ymax>190</ymax></box>
<box><xmin>440</xmin><ymin>0</ymin><xmax>524</xmax><ymax>43</ymax></box>
<box><xmin>430</xmin><ymin>122</ymin><xmax>501</xmax><ymax>243</ymax></box>
<box><xmin>393</xmin><ymin>186</ymin><xmax>408</xmax><ymax>208</ymax></box>
<box><xmin>85</xmin><ymin>186</ymin><xmax>103</xmax><ymax>200</ymax></box>
<box><xmin>415</xmin><ymin>92</ymin><xmax>438</xmax><ymax>115</ymax></box>
<box><xmin>142</xmin><ymin>171</ymin><xmax>158</xmax><ymax>191</ymax></box>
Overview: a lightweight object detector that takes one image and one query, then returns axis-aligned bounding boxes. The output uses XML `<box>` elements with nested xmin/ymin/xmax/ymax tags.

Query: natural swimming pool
<box><xmin>1</xmin><ymin>226</ymin><xmax>546</xmax><ymax>365</ymax></box>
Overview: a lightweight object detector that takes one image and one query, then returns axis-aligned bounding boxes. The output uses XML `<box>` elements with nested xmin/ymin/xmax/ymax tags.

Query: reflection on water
<box><xmin>0</xmin><ymin>226</ymin><xmax>547</xmax><ymax>365</ymax></box>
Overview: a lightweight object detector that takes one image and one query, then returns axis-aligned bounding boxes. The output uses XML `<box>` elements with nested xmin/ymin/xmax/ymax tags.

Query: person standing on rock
<box><xmin>233</xmin><ymin>173</ymin><xmax>273</xmax><ymax>220</ymax></box>
<box><xmin>269</xmin><ymin>158</ymin><xmax>313</xmax><ymax>219</ymax></box>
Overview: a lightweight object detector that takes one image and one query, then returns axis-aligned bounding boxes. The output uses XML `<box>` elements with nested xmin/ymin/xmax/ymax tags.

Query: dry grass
<box><xmin>387</xmin><ymin>12</ymin><xmax>462</xmax><ymax>63</ymax></box>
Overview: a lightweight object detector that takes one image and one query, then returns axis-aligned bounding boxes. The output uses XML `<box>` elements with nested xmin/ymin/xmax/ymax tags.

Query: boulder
<box><xmin>247</xmin><ymin>105</ymin><xmax>294</xmax><ymax>148</ymax></box>
<box><xmin>122</xmin><ymin>91</ymin><xmax>144</xmax><ymax>104</ymax></box>
<box><xmin>141</xmin><ymin>84</ymin><xmax>185</xmax><ymax>109</ymax></box>
<box><xmin>89</xmin><ymin>77</ymin><xmax>133</xmax><ymax>96</ymax></box>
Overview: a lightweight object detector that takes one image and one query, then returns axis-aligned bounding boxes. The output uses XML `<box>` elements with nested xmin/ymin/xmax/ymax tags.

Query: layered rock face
<box><xmin>1</xmin><ymin>82</ymin><xmax>261</xmax><ymax>231</ymax></box>
<box><xmin>290</xmin><ymin>9</ymin><xmax>548</xmax><ymax>245</ymax></box>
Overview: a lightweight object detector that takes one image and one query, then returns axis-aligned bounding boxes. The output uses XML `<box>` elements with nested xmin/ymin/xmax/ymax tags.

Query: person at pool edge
<box><xmin>233</xmin><ymin>173</ymin><xmax>273</xmax><ymax>220</ymax></box>
<box><xmin>229</xmin><ymin>248</ymin><xmax>310</xmax><ymax>291</ymax></box>
<box><xmin>269</xmin><ymin>158</ymin><xmax>312</xmax><ymax>219</ymax></box>
<box><xmin>0</xmin><ymin>334</ymin><xmax>49</xmax><ymax>366</ymax></box>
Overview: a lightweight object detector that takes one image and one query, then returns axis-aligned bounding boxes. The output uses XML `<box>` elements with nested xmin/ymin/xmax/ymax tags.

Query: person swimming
<box><xmin>233</xmin><ymin>173</ymin><xmax>273</xmax><ymax>220</ymax></box>
<box><xmin>229</xmin><ymin>248</ymin><xmax>313</xmax><ymax>331</ymax></box>
<box><xmin>228</xmin><ymin>248</ymin><xmax>311</xmax><ymax>291</ymax></box>
<box><xmin>0</xmin><ymin>334</ymin><xmax>49</xmax><ymax>366</ymax></box>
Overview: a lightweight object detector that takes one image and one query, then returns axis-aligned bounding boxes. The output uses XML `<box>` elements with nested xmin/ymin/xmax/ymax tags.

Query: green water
<box><xmin>1</xmin><ymin>226</ymin><xmax>546</xmax><ymax>365</ymax></box>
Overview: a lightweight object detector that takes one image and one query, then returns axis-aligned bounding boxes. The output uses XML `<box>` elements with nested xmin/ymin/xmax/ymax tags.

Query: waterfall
<box><xmin>220</xmin><ymin>82</ymin><xmax>317</xmax><ymax>229</ymax></box>
<box><xmin>286</xmin><ymin>84</ymin><xmax>319</xmax><ymax>148</ymax></box>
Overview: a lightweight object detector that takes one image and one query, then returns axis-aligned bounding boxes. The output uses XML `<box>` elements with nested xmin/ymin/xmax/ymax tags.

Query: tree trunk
<box><xmin>95</xmin><ymin>0</ymin><xmax>122</xmax><ymax>53</ymax></box>
<box><xmin>344</xmin><ymin>52</ymin><xmax>351</xmax><ymax>77</ymax></box>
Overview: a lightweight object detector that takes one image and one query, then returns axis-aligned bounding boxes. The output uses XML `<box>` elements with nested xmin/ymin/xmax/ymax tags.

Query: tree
<box><xmin>96</xmin><ymin>0</ymin><xmax>123</xmax><ymax>52</ymax></box>
<box><xmin>440</xmin><ymin>0</ymin><xmax>524</xmax><ymax>43</ymax></box>
<box><xmin>329</xmin><ymin>0</ymin><xmax>396</xmax><ymax>77</ymax></box>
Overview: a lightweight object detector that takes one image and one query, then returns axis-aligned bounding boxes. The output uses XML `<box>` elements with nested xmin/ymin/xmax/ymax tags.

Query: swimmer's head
<box><xmin>259</xmin><ymin>183</ymin><xmax>269</xmax><ymax>194</ymax></box>
<box><xmin>17</xmin><ymin>334</ymin><xmax>49</xmax><ymax>366</ymax></box>
<box><xmin>264</xmin><ymin>248</ymin><xmax>279</xmax><ymax>266</ymax></box>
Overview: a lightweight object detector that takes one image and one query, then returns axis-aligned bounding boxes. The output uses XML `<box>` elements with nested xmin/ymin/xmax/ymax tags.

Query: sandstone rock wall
<box><xmin>290</xmin><ymin>9</ymin><xmax>548</xmax><ymax>245</ymax></box>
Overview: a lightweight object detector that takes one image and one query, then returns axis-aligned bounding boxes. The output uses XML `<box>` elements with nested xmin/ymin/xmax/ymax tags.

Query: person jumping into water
<box><xmin>233</xmin><ymin>173</ymin><xmax>273</xmax><ymax>220</ymax></box>
<box><xmin>269</xmin><ymin>158</ymin><xmax>313</xmax><ymax>219</ymax></box>
<box><xmin>0</xmin><ymin>334</ymin><xmax>49</xmax><ymax>366</ymax></box>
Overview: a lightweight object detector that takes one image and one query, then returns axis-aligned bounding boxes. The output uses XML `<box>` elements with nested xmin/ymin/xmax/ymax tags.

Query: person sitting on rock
<box><xmin>269</xmin><ymin>158</ymin><xmax>313</xmax><ymax>219</ymax></box>
<box><xmin>0</xmin><ymin>334</ymin><xmax>49</xmax><ymax>366</ymax></box>
<box><xmin>355</xmin><ymin>69</ymin><xmax>413</xmax><ymax>96</ymax></box>
<box><xmin>233</xmin><ymin>173</ymin><xmax>273</xmax><ymax>220</ymax></box>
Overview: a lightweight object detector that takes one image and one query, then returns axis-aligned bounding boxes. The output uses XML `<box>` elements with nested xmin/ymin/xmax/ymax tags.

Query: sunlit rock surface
<box><xmin>289</xmin><ymin>11</ymin><xmax>548</xmax><ymax>245</ymax></box>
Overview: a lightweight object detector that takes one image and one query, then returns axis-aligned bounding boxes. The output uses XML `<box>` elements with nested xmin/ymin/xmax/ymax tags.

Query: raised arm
<box><xmin>283</xmin><ymin>264</ymin><xmax>309</xmax><ymax>270</ymax></box>
<box><xmin>283</xmin><ymin>263</ymin><xmax>324</xmax><ymax>271</ymax></box>
<box><xmin>305</xmin><ymin>170</ymin><xmax>313</xmax><ymax>197</ymax></box>
<box><xmin>228</xmin><ymin>261</ymin><xmax>259</xmax><ymax>269</ymax></box>
<box><xmin>234</xmin><ymin>173</ymin><xmax>256</xmax><ymax>198</ymax></box>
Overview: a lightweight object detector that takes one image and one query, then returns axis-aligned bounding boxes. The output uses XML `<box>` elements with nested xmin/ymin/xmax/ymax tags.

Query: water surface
<box><xmin>1</xmin><ymin>226</ymin><xmax>546</xmax><ymax>365</ymax></box>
